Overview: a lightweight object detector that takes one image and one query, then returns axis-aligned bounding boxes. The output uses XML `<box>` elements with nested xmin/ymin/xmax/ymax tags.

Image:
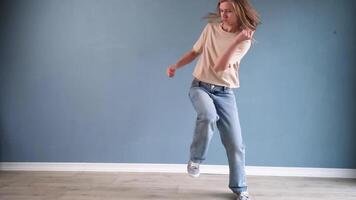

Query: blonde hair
<box><xmin>205</xmin><ymin>0</ymin><xmax>261</xmax><ymax>31</ymax></box>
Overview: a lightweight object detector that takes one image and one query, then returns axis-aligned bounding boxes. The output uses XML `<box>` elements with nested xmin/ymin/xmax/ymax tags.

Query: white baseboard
<box><xmin>1</xmin><ymin>162</ymin><xmax>355</xmax><ymax>179</ymax></box>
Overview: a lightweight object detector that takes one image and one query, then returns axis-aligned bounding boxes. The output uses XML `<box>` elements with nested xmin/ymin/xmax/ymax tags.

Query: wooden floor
<box><xmin>0</xmin><ymin>171</ymin><xmax>355</xmax><ymax>200</ymax></box>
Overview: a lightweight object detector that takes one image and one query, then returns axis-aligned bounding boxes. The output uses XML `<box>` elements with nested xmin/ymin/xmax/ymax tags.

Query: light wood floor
<box><xmin>0</xmin><ymin>171</ymin><xmax>355</xmax><ymax>200</ymax></box>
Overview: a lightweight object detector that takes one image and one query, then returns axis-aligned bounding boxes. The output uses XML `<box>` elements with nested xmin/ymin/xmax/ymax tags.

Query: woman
<box><xmin>166</xmin><ymin>0</ymin><xmax>260</xmax><ymax>199</ymax></box>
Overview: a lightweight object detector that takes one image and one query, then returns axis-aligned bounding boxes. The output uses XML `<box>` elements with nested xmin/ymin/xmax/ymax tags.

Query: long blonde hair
<box><xmin>206</xmin><ymin>0</ymin><xmax>261</xmax><ymax>31</ymax></box>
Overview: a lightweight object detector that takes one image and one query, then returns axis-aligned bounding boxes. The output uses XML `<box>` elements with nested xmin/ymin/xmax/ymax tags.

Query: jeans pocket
<box><xmin>221</xmin><ymin>88</ymin><xmax>234</xmax><ymax>95</ymax></box>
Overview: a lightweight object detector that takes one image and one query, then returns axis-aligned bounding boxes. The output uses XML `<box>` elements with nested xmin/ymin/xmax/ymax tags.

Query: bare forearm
<box><xmin>214</xmin><ymin>38</ymin><xmax>244</xmax><ymax>71</ymax></box>
<box><xmin>172</xmin><ymin>50</ymin><xmax>199</xmax><ymax>69</ymax></box>
<box><xmin>214</xmin><ymin>30</ymin><xmax>254</xmax><ymax>71</ymax></box>
<box><xmin>167</xmin><ymin>50</ymin><xmax>199</xmax><ymax>78</ymax></box>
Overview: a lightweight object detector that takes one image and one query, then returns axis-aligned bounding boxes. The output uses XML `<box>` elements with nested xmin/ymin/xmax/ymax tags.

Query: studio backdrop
<box><xmin>0</xmin><ymin>0</ymin><xmax>355</xmax><ymax>169</ymax></box>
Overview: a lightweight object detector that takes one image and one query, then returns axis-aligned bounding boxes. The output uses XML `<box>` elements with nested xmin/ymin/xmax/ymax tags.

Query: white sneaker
<box><xmin>187</xmin><ymin>161</ymin><xmax>200</xmax><ymax>178</ymax></box>
<box><xmin>235</xmin><ymin>191</ymin><xmax>251</xmax><ymax>200</ymax></box>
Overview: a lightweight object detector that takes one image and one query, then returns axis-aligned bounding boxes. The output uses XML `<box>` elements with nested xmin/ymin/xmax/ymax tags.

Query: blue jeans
<box><xmin>188</xmin><ymin>78</ymin><xmax>247</xmax><ymax>193</ymax></box>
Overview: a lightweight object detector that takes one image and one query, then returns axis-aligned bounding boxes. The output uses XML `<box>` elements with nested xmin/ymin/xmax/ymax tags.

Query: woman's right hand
<box><xmin>167</xmin><ymin>65</ymin><xmax>176</xmax><ymax>78</ymax></box>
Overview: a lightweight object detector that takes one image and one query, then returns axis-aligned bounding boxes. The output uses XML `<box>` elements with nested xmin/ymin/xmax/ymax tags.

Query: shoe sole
<box><xmin>188</xmin><ymin>173</ymin><xmax>200</xmax><ymax>178</ymax></box>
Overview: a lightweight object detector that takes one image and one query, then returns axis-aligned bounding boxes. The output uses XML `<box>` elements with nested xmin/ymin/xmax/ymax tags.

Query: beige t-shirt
<box><xmin>192</xmin><ymin>23</ymin><xmax>251</xmax><ymax>88</ymax></box>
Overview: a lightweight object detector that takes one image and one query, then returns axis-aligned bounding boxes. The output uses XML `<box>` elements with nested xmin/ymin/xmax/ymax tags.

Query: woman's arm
<box><xmin>167</xmin><ymin>50</ymin><xmax>200</xmax><ymax>78</ymax></box>
<box><xmin>214</xmin><ymin>30</ymin><xmax>254</xmax><ymax>72</ymax></box>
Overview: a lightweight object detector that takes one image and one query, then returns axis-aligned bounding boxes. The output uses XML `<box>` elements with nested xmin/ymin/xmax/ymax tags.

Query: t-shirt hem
<box><xmin>192</xmin><ymin>74</ymin><xmax>240</xmax><ymax>89</ymax></box>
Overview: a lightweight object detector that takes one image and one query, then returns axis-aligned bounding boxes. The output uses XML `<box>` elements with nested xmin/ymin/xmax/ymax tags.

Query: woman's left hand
<box><xmin>238</xmin><ymin>29</ymin><xmax>255</xmax><ymax>41</ymax></box>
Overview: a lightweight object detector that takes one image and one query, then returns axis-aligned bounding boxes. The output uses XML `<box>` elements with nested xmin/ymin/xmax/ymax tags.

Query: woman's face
<box><xmin>219</xmin><ymin>2</ymin><xmax>238</xmax><ymax>26</ymax></box>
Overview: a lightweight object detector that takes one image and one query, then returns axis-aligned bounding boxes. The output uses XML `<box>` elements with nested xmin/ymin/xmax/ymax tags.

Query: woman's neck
<box><xmin>221</xmin><ymin>23</ymin><xmax>240</xmax><ymax>33</ymax></box>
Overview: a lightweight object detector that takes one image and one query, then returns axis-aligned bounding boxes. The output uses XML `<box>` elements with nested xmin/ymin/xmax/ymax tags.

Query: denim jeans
<box><xmin>188</xmin><ymin>78</ymin><xmax>247</xmax><ymax>193</ymax></box>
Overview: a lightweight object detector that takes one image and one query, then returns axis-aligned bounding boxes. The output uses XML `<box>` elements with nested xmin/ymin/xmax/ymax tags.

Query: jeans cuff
<box><xmin>230</xmin><ymin>186</ymin><xmax>248</xmax><ymax>193</ymax></box>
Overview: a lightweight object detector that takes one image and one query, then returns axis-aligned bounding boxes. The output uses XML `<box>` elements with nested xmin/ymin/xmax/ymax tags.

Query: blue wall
<box><xmin>1</xmin><ymin>0</ymin><xmax>355</xmax><ymax>168</ymax></box>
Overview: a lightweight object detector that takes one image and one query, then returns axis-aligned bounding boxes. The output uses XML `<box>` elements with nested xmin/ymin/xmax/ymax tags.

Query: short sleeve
<box><xmin>233</xmin><ymin>40</ymin><xmax>251</xmax><ymax>65</ymax></box>
<box><xmin>192</xmin><ymin>24</ymin><xmax>210</xmax><ymax>54</ymax></box>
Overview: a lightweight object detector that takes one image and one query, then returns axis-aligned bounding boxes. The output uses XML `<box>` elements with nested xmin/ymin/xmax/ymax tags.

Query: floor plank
<box><xmin>0</xmin><ymin>171</ymin><xmax>355</xmax><ymax>200</ymax></box>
